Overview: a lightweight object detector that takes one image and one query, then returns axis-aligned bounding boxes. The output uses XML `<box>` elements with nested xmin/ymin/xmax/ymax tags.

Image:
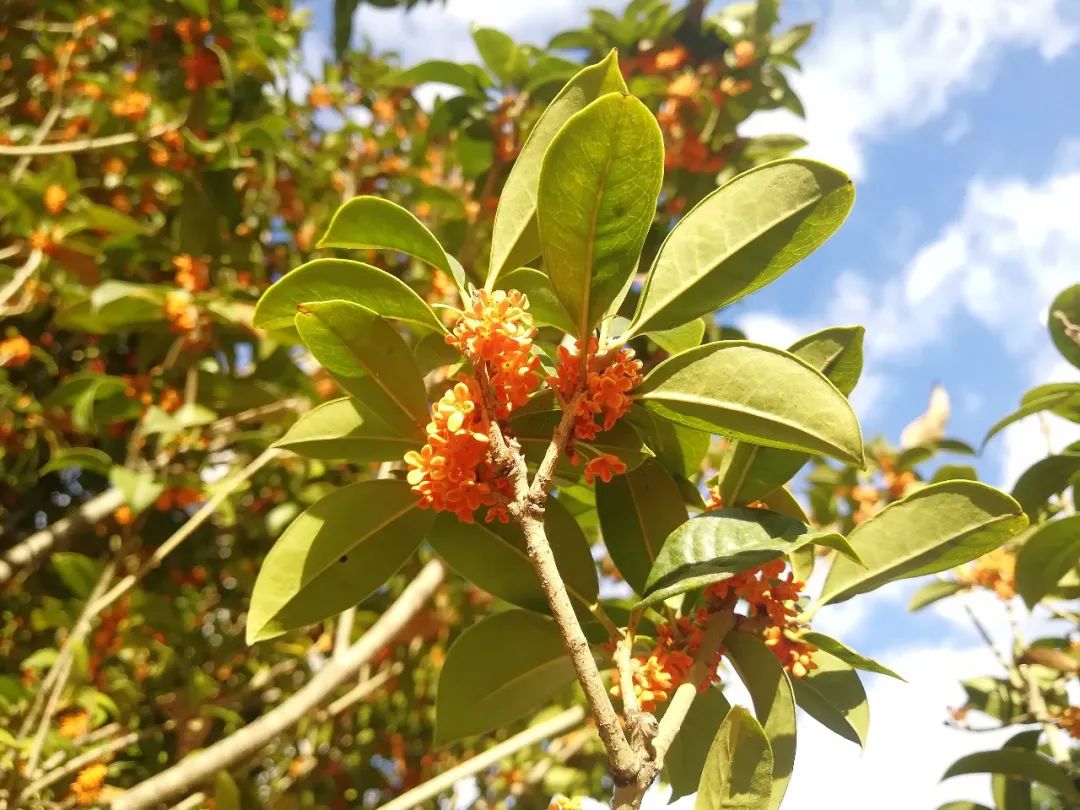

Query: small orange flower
<box><xmin>175</xmin><ymin>17</ymin><xmax>211</xmax><ymax>43</ymax></box>
<box><xmin>308</xmin><ymin>83</ymin><xmax>334</xmax><ymax>108</ymax></box>
<box><xmin>57</xmin><ymin>708</ymin><xmax>90</xmax><ymax>739</ymax></box>
<box><xmin>667</xmin><ymin>73</ymin><xmax>701</xmax><ymax>99</ymax></box>
<box><xmin>180</xmin><ymin>47</ymin><xmax>221</xmax><ymax>91</ymax></box>
<box><xmin>0</xmin><ymin>336</ymin><xmax>31</xmax><ymax>367</ymax></box>
<box><xmin>44</xmin><ymin>184</ymin><xmax>68</xmax><ymax>215</ymax></box>
<box><xmin>733</xmin><ymin>40</ymin><xmax>756</xmax><ymax>68</ymax></box>
<box><xmin>762</xmin><ymin>625</ymin><xmax>817</xmax><ymax>679</ymax></box>
<box><xmin>172</xmin><ymin>253</ymin><xmax>209</xmax><ymax>292</ymax></box>
<box><xmin>164</xmin><ymin>290</ymin><xmax>199</xmax><ymax>334</ymax></box>
<box><xmin>111</xmin><ymin>89</ymin><xmax>150</xmax><ymax>120</ymax></box>
<box><xmin>583</xmin><ymin>453</ymin><xmax>626</xmax><ymax>485</ymax></box>
<box><xmin>269</xmin><ymin>7</ymin><xmax>289</xmax><ymax>23</ymax></box>
<box><xmin>654</xmin><ymin>46</ymin><xmax>689</xmax><ymax>72</ymax></box>
<box><xmin>112</xmin><ymin>506</ymin><xmax>133</xmax><ymax>526</ymax></box>
<box><xmin>158</xmin><ymin>387</ymin><xmax>183</xmax><ymax>413</ymax></box>
<box><xmin>70</xmin><ymin>762</ymin><xmax>108</xmax><ymax>806</ymax></box>
<box><xmin>552</xmin><ymin>339</ymin><xmax>642</xmax><ymax>440</ymax></box>
<box><xmin>960</xmin><ymin>548</ymin><xmax>1016</xmax><ymax>600</ymax></box>
<box><xmin>1053</xmin><ymin>706</ymin><xmax>1080</xmax><ymax>739</ymax></box>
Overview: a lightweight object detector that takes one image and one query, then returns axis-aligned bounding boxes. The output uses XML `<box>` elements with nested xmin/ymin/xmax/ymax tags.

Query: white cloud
<box><xmin>735</xmin><ymin>312</ymin><xmax>805</xmax><ymax>350</ymax></box>
<box><xmin>743</xmin><ymin>0</ymin><xmax>1079</xmax><ymax>176</ymax></box>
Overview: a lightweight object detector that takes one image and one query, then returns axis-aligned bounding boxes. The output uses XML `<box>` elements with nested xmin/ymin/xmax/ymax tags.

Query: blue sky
<box><xmin>298</xmin><ymin>1</ymin><xmax>1080</xmax><ymax>806</ymax></box>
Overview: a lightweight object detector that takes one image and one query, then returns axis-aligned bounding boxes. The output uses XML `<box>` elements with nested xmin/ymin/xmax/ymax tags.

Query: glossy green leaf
<box><xmin>472</xmin><ymin>26</ymin><xmax>519</xmax><ymax>84</ymax></box>
<box><xmin>488</xmin><ymin>51</ymin><xmax>626</xmax><ymax>286</ymax></box>
<box><xmin>274</xmin><ymin>398</ymin><xmax>421</xmax><ymax>461</ymax></box>
<box><xmin>537</xmin><ymin>92</ymin><xmax>663</xmax><ymax>337</ymax></box>
<box><xmin>992</xmin><ymin>729</ymin><xmax>1042</xmax><ymax>810</ymax></box>
<box><xmin>436</xmin><ymin>610</ymin><xmax>575</xmax><ymax>743</ymax></box>
<box><xmin>596</xmin><ymin>459</ymin><xmax>687</xmax><ymax>594</ymax></box>
<box><xmin>427</xmin><ymin>496</ymin><xmax>598</xmax><ymax>613</ymax></box>
<box><xmin>626</xmin><ymin>405</ymin><xmax>710</xmax><ymax>479</ymax></box>
<box><xmin>936</xmin><ymin>803</ymin><xmax>991</xmax><ymax>810</ymax></box>
<box><xmin>390</xmin><ymin>60</ymin><xmax>491</xmax><ymax>96</ymax></box>
<box><xmin>651</xmin><ymin>319</ymin><xmax>706</xmax><ymax>356</ymax></box>
<box><xmin>635</xmin><ymin>341</ymin><xmax>864</xmax><ymax>466</ymax></box>
<box><xmin>1048</xmin><ymin>284</ymin><xmax>1080</xmax><ymax>370</ymax></box>
<box><xmin>52</xmin><ymin>553</ymin><xmax>102</xmax><ymax>599</ymax></box>
<box><xmin>932</xmin><ymin>464</ymin><xmax>979</xmax><ymax>483</ymax></box>
<box><xmin>895</xmin><ymin>438</ymin><xmax>976</xmax><ymax>471</ymax></box>
<box><xmin>942</xmin><ymin>749</ymin><xmax>1080</xmax><ymax>802</ymax></box>
<box><xmin>627</xmin><ymin>159</ymin><xmax>854</xmax><ymax>337</ymax></box>
<box><xmin>1014</xmin><ymin>515</ymin><xmax>1080</xmax><ymax>608</ymax></box>
<box><xmin>40</xmin><ymin>447</ymin><xmax>113</xmax><ymax>477</ymax></box>
<box><xmin>908</xmin><ymin>579</ymin><xmax>968</xmax><ymax>612</ymax></box>
<box><xmin>317</xmin><ymin>196</ymin><xmax>459</xmax><ymax>286</ymax></box>
<box><xmin>801</xmin><ymin>632</ymin><xmax>904</xmax><ymax>680</ymax></box>
<box><xmin>820</xmin><ymin>481</ymin><xmax>1027</xmax><ymax>605</ymax></box>
<box><xmin>253</xmin><ymin>258</ymin><xmax>445</xmax><ymax>334</ymax></box>
<box><xmin>983</xmin><ymin>384</ymin><xmax>1080</xmax><ymax>446</ymax></box>
<box><xmin>1011</xmin><ymin>453</ymin><xmax>1080</xmax><ymax>518</ymax></box>
<box><xmin>792</xmin><ymin>649</ymin><xmax>869</xmax><ymax>747</ymax></box>
<box><xmin>694</xmin><ymin>706</ymin><xmax>773</xmax><ymax>810</ymax></box>
<box><xmin>109</xmin><ymin>467</ymin><xmax>164</xmax><ymax>515</ymax></box>
<box><xmin>716</xmin><ymin>327</ymin><xmax>864</xmax><ymax>504</ymax></box>
<box><xmin>294</xmin><ymin>301</ymin><xmax>428</xmax><ymax>437</ymax></box>
<box><xmin>494</xmin><ymin>267</ymin><xmax>575</xmax><ymax>333</ymax></box>
<box><xmin>724</xmin><ymin>632</ymin><xmax>797</xmax><ymax>810</ymax></box>
<box><xmin>213</xmin><ymin>771</ymin><xmax>241</xmax><ymax>810</ymax></box>
<box><xmin>247</xmin><ymin>480</ymin><xmax>433</xmax><ymax>642</ymax></box>
<box><xmin>666</xmin><ymin>688</ymin><xmax>732</xmax><ymax>800</ymax></box>
<box><xmin>641</xmin><ymin>507</ymin><xmax>855</xmax><ymax>605</ymax></box>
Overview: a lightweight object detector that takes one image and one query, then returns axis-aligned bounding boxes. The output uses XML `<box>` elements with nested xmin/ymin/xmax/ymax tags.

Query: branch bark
<box><xmin>110</xmin><ymin>560</ymin><xmax>446</xmax><ymax>810</ymax></box>
<box><xmin>0</xmin><ymin>489</ymin><xmax>125</xmax><ymax>584</ymax></box>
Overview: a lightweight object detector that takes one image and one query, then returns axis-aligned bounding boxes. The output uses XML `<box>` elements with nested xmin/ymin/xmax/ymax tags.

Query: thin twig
<box><xmin>19</xmin><ymin>730</ymin><xmax>141</xmax><ymax>799</ymax></box>
<box><xmin>325</xmin><ymin>663</ymin><xmax>400</xmax><ymax>717</ymax></box>
<box><xmin>0</xmin><ymin>119</ymin><xmax>186</xmax><ymax>158</ymax></box>
<box><xmin>0</xmin><ymin>249</ymin><xmax>42</xmax><ymax>309</ymax></box>
<box><xmin>378</xmin><ymin>705</ymin><xmax>586</xmax><ymax>810</ymax></box>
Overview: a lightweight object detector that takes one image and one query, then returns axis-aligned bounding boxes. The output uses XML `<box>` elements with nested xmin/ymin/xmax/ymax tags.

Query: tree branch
<box><xmin>0</xmin><ymin>248</ymin><xmax>43</xmax><ymax>310</ymax></box>
<box><xmin>110</xmin><ymin>560</ymin><xmax>446</xmax><ymax>810</ymax></box>
<box><xmin>378</xmin><ymin>705</ymin><xmax>586</xmax><ymax>810</ymax></box>
<box><xmin>0</xmin><ymin>119</ymin><xmax>186</xmax><ymax>158</ymax></box>
<box><xmin>0</xmin><ymin>489</ymin><xmax>125</xmax><ymax>584</ymax></box>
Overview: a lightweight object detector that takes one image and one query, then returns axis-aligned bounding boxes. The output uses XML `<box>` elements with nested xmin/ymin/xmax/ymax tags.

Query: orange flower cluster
<box><xmin>308</xmin><ymin>83</ymin><xmax>334</xmax><ymax>108</ymax></box>
<box><xmin>552</xmin><ymin>338</ymin><xmax>642</xmax><ymax>440</ymax></box>
<box><xmin>57</xmin><ymin>708</ymin><xmax>90</xmax><ymax>739</ymax></box>
<box><xmin>164</xmin><ymin>291</ymin><xmax>199</xmax><ymax>334</ymax></box>
<box><xmin>155</xmin><ymin>487</ymin><xmax>204</xmax><ymax>511</ymax></box>
<box><xmin>70</xmin><ymin>763</ymin><xmax>108</xmax><ymax>806</ymax></box>
<box><xmin>44</xmin><ymin>184</ymin><xmax>68</xmax><ymax>215</ymax></box>
<box><xmin>959</xmin><ymin>548</ymin><xmax>1016</xmax><ymax>599</ymax></box>
<box><xmin>0</xmin><ymin>335</ymin><xmax>31</xmax><ymax>368</ymax></box>
<box><xmin>706</xmin><ymin>490</ymin><xmax>767</xmax><ymax>511</ymax></box>
<box><xmin>175</xmin><ymin>17</ymin><xmax>211</xmax><ymax>43</ymax></box>
<box><xmin>446</xmin><ymin>289</ymin><xmax>540</xmax><ymax>418</ymax></box>
<box><xmin>405</xmin><ymin>380</ymin><xmax>510</xmax><ymax>525</ymax></box>
<box><xmin>111</xmin><ymin>89</ymin><xmax>150</xmax><ymax>121</ymax></box>
<box><xmin>707</xmin><ymin>560</ymin><xmax>818</xmax><ymax>678</ymax></box>
<box><xmin>1053</xmin><ymin>706</ymin><xmax>1080</xmax><ymax>739</ymax></box>
<box><xmin>611</xmin><ymin>615</ymin><xmax>721</xmax><ymax>712</ymax></box>
<box><xmin>172</xmin><ymin>253</ymin><xmax>209</xmax><ymax>292</ymax></box>
<box><xmin>180</xmin><ymin>47</ymin><xmax>222</xmax><ymax>91</ymax></box>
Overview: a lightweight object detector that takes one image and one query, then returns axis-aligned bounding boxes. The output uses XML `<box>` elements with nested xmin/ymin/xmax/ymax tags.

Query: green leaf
<box><xmin>1015</xmin><ymin>515</ymin><xmax>1080</xmax><ymax>608</ymax></box>
<box><xmin>40</xmin><ymin>447</ymin><xmax>113</xmax><ymax>477</ymax></box>
<box><xmin>1011</xmin><ymin>453</ymin><xmax>1080</xmax><ymax>518</ymax></box>
<box><xmin>536</xmin><ymin>92</ymin><xmax>663</xmax><ymax>337</ymax></box>
<box><xmin>932</xmin><ymin>464</ymin><xmax>979</xmax><ymax>483</ymax></box>
<box><xmin>274</xmin><ymin>398</ymin><xmax>421</xmax><ymax>461</ymax></box>
<box><xmin>472</xmin><ymin>26</ymin><xmax>519</xmax><ymax>84</ymax></box>
<box><xmin>983</xmin><ymin>384</ymin><xmax>1080</xmax><ymax>446</ymax></box>
<box><xmin>247</xmin><ymin>480</ymin><xmax>433</xmax><ymax>642</ymax></box>
<box><xmin>992</xmin><ymin>729</ymin><xmax>1042</xmax><ymax>810</ymax></box>
<box><xmin>801</xmin><ymin>632</ymin><xmax>904</xmax><ymax>680</ymax></box>
<box><xmin>626</xmin><ymin>405</ymin><xmax>710</xmax><ymax>479</ymax></box>
<box><xmin>641</xmin><ymin>507</ymin><xmax>855</xmax><ymax>605</ymax></box>
<box><xmin>716</xmin><ymin>327</ymin><xmax>864</xmax><ymax>504</ymax></box>
<box><xmin>254</xmin><ymin>258</ymin><xmax>445</xmax><ymax>334</ymax></box>
<box><xmin>596</xmin><ymin>459</ymin><xmax>687</xmax><ymax>594</ymax></box>
<box><xmin>819</xmin><ymin>481</ymin><xmax>1028</xmax><ymax>605</ymax></box>
<box><xmin>936</xmin><ymin>803</ymin><xmax>992</xmax><ymax>810</ymax></box>
<box><xmin>908</xmin><ymin>579</ymin><xmax>968</xmax><ymax>612</ymax></box>
<box><xmin>1048</xmin><ymin>284</ymin><xmax>1080</xmax><ymax>370</ymax></box>
<box><xmin>627</xmin><ymin>159</ymin><xmax>854</xmax><ymax>337</ymax></box>
<box><xmin>942</xmin><ymin>749</ymin><xmax>1080</xmax><ymax>802</ymax></box>
<box><xmin>724</xmin><ymin>632</ymin><xmax>797</xmax><ymax>810</ymax></box>
<box><xmin>390</xmin><ymin>60</ymin><xmax>491</xmax><ymax>96</ymax></box>
<box><xmin>488</xmin><ymin>51</ymin><xmax>626</xmax><ymax>286</ymax></box>
<box><xmin>792</xmin><ymin>649</ymin><xmax>869</xmax><ymax>747</ymax></box>
<box><xmin>427</xmin><ymin>497</ymin><xmax>598</xmax><ymax>614</ymax></box>
<box><xmin>895</xmin><ymin>438</ymin><xmax>976</xmax><ymax>471</ymax></box>
<box><xmin>294</xmin><ymin>301</ymin><xmax>428</xmax><ymax>438</ymax></box>
<box><xmin>435</xmin><ymin>610</ymin><xmax>575</xmax><ymax>743</ymax></box>
<box><xmin>494</xmin><ymin>267</ymin><xmax>575</xmax><ymax>333</ymax></box>
<box><xmin>213</xmin><ymin>771</ymin><xmax>241</xmax><ymax>810</ymax></box>
<box><xmin>694</xmin><ymin>706</ymin><xmax>773</xmax><ymax>810</ymax></box>
<box><xmin>651</xmin><ymin>319</ymin><xmax>706</xmax><ymax>355</ymax></box>
<box><xmin>51</xmin><ymin>553</ymin><xmax>102</xmax><ymax>599</ymax></box>
<box><xmin>513</xmin><ymin>411</ymin><xmax>653</xmax><ymax>475</ymax></box>
<box><xmin>666</xmin><ymin>688</ymin><xmax>732</xmax><ymax>800</ymax></box>
<box><xmin>317</xmin><ymin>196</ymin><xmax>464</xmax><ymax>289</ymax></box>
<box><xmin>109</xmin><ymin>467</ymin><xmax>164</xmax><ymax>515</ymax></box>
<box><xmin>634</xmin><ymin>341</ymin><xmax>864</xmax><ymax>467</ymax></box>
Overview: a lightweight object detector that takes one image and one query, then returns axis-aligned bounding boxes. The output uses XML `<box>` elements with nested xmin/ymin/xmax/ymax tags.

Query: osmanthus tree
<box><xmin>0</xmin><ymin>1</ymin><xmax>844</xmax><ymax>807</ymax></box>
<box><xmin>233</xmin><ymin>54</ymin><xmax>1032</xmax><ymax>809</ymax></box>
<box><xmin>906</xmin><ymin>283</ymin><xmax>1080</xmax><ymax>810</ymax></box>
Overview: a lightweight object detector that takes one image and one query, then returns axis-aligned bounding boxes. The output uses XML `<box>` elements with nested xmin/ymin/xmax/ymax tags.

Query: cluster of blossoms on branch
<box><xmin>957</xmin><ymin>546</ymin><xmax>1017</xmax><ymax>599</ymax></box>
<box><xmin>405</xmin><ymin>289</ymin><xmax>643</xmax><ymax>520</ymax></box>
